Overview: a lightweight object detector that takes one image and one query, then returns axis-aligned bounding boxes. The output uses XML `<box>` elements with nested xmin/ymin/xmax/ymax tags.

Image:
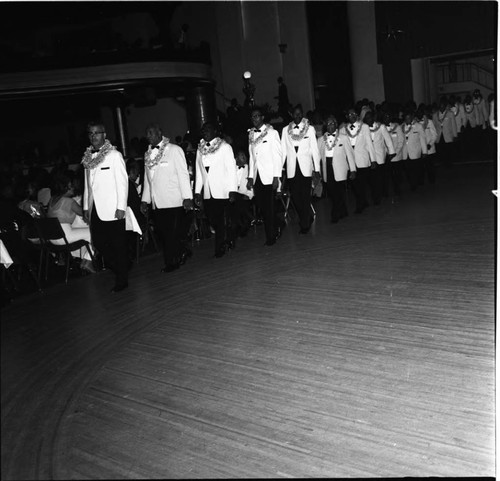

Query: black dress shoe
<box><xmin>161</xmin><ymin>263</ymin><xmax>180</xmax><ymax>273</ymax></box>
<box><xmin>111</xmin><ymin>283</ymin><xmax>128</xmax><ymax>293</ymax></box>
<box><xmin>264</xmin><ymin>238</ymin><xmax>276</xmax><ymax>246</ymax></box>
<box><xmin>331</xmin><ymin>217</ymin><xmax>339</xmax><ymax>224</ymax></box>
<box><xmin>226</xmin><ymin>240</ymin><xmax>236</xmax><ymax>250</ymax></box>
<box><xmin>214</xmin><ymin>248</ymin><xmax>226</xmax><ymax>258</ymax></box>
<box><xmin>299</xmin><ymin>227</ymin><xmax>310</xmax><ymax>234</ymax></box>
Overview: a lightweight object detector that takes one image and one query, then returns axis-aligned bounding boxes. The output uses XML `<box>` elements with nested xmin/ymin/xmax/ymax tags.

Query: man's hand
<box><xmin>140</xmin><ymin>202</ymin><xmax>149</xmax><ymax>215</ymax></box>
<box><xmin>349</xmin><ymin>171</ymin><xmax>356</xmax><ymax>180</ymax></box>
<box><xmin>194</xmin><ymin>193</ymin><xmax>202</xmax><ymax>207</ymax></box>
<box><xmin>427</xmin><ymin>144</ymin><xmax>431</xmax><ymax>150</ymax></box>
<box><xmin>388</xmin><ymin>153</ymin><xmax>396</xmax><ymax>161</ymax></box>
<box><xmin>228</xmin><ymin>191</ymin><xmax>237</xmax><ymax>204</ymax></box>
<box><xmin>312</xmin><ymin>171</ymin><xmax>321</xmax><ymax>186</ymax></box>
<box><xmin>83</xmin><ymin>210</ymin><xmax>89</xmax><ymax>223</ymax></box>
<box><xmin>115</xmin><ymin>209</ymin><xmax>126</xmax><ymax>220</ymax></box>
<box><xmin>370</xmin><ymin>163</ymin><xmax>377</xmax><ymax>169</ymax></box>
<box><xmin>246</xmin><ymin>178</ymin><xmax>254</xmax><ymax>191</ymax></box>
<box><xmin>272</xmin><ymin>177</ymin><xmax>279</xmax><ymax>190</ymax></box>
<box><xmin>183</xmin><ymin>198</ymin><xmax>194</xmax><ymax>210</ymax></box>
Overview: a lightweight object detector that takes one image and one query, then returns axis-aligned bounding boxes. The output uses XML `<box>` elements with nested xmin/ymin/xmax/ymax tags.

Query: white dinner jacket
<box><xmin>194</xmin><ymin>139</ymin><xmax>238</xmax><ymax>199</ymax></box>
<box><xmin>141</xmin><ymin>142</ymin><xmax>192</xmax><ymax>209</ymax></box>
<box><xmin>236</xmin><ymin>164</ymin><xmax>254</xmax><ymax>199</ymax></box>
<box><xmin>248</xmin><ymin>125</ymin><xmax>282</xmax><ymax>185</ymax></box>
<box><xmin>83</xmin><ymin>148</ymin><xmax>128</xmax><ymax>221</ymax></box>
<box><xmin>386</xmin><ymin>123</ymin><xmax>404</xmax><ymax>162</ymax></box>
<box><xmin>340</xmin><ymin>121</ymin><xmax>376</xmax><ymax>168</ymax></box>
<box><xmin>318</xmin><ymin>132</ymin><xmax>356</xmax><ymax>182</ymax></box>
<box><xmin>420</xmin><ymin>118</ymin><xmax>438</xmax><ymax>155</ymax></box>
<box><xmin>402</xmin><ymin>122</ymin><xmax>428</xmax><ymax>160</ymax></box>
<box><xmin>473</xmin><ymin>97</ymin><xmax>489</xmax><ymax>128</ymax></box>
<box><xmin>433</xmin><ymin>109</ymin><xmax>457</xmax><ymax>143</ymax></box>
<box><xmin>369</xmin><ymin>123</ymin><xmax>395</xmax><ymax>165</ymax></box>
<box><xmin>464</xmin><ymin>102</ymin><xmax>477</xmax><ymax>128</ymax></box>
<box><xmin>451</xmin><ymin>103</ymin><xmax>467</xmax><ymax>133</ymax></box>
<box><xmin>281</xmin><ymin>120</ymin><xmax>320</xmax><ymax>179</ymax></box>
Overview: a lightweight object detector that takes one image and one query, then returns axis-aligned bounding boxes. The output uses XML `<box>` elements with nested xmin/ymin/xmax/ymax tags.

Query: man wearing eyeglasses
<box><xmin>82</xmin><ymin>121</ymin><xmax>129</xmax><ymax>293</ymax></box>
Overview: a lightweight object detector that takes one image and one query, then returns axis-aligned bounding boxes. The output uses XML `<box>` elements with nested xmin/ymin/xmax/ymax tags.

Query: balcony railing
<box><xmin>436</xmin><ymin>62</ymin><xmax>494</xmax><ymax>90</ymax></box>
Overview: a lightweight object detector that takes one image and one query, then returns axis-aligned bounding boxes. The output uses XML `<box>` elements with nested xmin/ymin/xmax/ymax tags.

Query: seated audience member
<box><xmin>47</xmin><ymin>171</ymin><xmax>95</xmax><ymax>273</ymax></box>
<box><xmin>17</xmin><ymin>179</ymin><xmax>44</xmax><ymax>218</ymax></box>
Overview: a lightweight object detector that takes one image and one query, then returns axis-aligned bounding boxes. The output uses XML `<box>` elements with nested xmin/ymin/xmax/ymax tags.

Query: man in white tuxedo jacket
<box><xmin>247</xmin><ymin>107</ymin><xmax>283</xmax><ymax>245</ymax></box>
<box><xmin>318</xmin><ymin>116</ymin><xmax>356</xmax><ymax>223</ymax></box>
<box><xmin>433</xmin><ymin>98</ymin><xmax>457</xmax><ymax>169</ymax></box>
<box><xmin>141</xmin><ymin>124</ymin><xmax>193</xmax><ymax>273</ymax></box>
<box><xmin>363</xmin><ymin>111</ymin><xmax>395</xmax><ymax>205</ymax></box>
<box><xmin>383</xmin><ymin>112</ymin><xmax>405</xmax><ymax>196</ymax></box>
<box><xmin>417</xmin><ymin>107</ymin><xmax>438</xmax><ymax>185</ymax></box>
<box><xmin>281</xmin><ymin>105</ymin><xmax>321</xmax><ymax>234</ymax></box>
<box><xmin>341</xmin><ymin>108</ymin><xmax>376</xmax><ymax>214</ymax></box>
<box><xmin>402</xmin><ymin>110</ymin><xmax>428</xmax><ymax>191</ymax></box>
<box><xmin>83</xmin><ymin>121</ymin><xmax>129</xmax><ymax>292</ymax></box>
<box><xmin>194</xmin><ymin>122</ymin><xmax>238</xmax><ymax>258</ymax></box>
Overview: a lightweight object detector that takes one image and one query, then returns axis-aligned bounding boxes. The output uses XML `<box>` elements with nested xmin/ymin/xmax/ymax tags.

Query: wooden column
<box><xmin>185</xmin><ymin>83</ymin><xmax>216</xmax><ymax>137</ymax></box>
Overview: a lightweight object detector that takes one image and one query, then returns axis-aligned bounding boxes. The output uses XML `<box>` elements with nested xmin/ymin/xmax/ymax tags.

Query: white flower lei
<box><xmin>81</xmin><ymin>139</ymin><xmax>116</xmax><ymax>169</ymax></box>
<box><xmin>248</xmin><ymin>124</ymin><xmax>270</xmax><ymax>146</ymax></box>
<box><xmin>403</xmin><ymin>122</ymin><xmax>413</xmax><ymax>135</ymax></box>
<box><xmin>287</xmin><ymin>118</ymin><xmax>310</xmax><ymax>141</ymax></box>
<box><xmin>387</xmin><ymin>123</ymin><xmax>398</xmax><ymax>134</ymax></box>
<box><xmin>145</xmin><ymin>136</ymin><xmax>170</xmax><ymax>169</ymax></box>
<box><xmin>323</xmin><ymin>131</ymin><xmax>339</xmax><ymax>150</ymax></box>
<box><xmin>345</xmin><ymin>122</ymin><xmax>362</xmax><ymax>139</ymax></box>
<box><xmin>198</xmin><ymin>137</ymin><xmax>224</xmax><ymax>155</ymax></box>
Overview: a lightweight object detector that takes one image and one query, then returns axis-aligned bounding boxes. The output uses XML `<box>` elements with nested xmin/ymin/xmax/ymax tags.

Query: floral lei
<box><xmin>387</xmin><ymin>123</ymin><xmax>398</xmax><ymax>134</ymax></box>
<box><xmin>287</xmin><ymin>118</ymin><xmax>309</xmax><ymax>141</ymax></box>
<box><xmin>81</xmin><ymin>139</ymin><xmax>116</xmax><ymax>169</ymax></box>
<box><xmin>369</xmin><ymin>122</ymin><xmax>382</xmax><ymax>133</ymax></box>
<box><xmin>345</xmin><ymin>122</ymin><xmax>362</xmax><ymax>139</ymax></box>
<box><xmin>248</xmin><ymin>125</ymin><xmax>270</xmax><ymax>146</ymax></box>
<box><xmin>403</xmin><ymin>122</ymin><xmax>414</xmax><ymax>135</ymax></box>
<box><xmin>323</xmin><ymin>131</ymin><xmax>339</xmax><ymax>150</ymax></box>
<box><xmin>198</xmin><ymin>137</ymin><xmax>224</xmax><ymax>155</ymax></box>
<box><xmin>145</xmin><ymin>136</ymin><xmax>170</xmax><ymax>169</ymax></box>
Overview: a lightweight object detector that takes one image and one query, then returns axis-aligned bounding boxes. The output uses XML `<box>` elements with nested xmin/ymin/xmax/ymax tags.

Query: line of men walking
<box><xmin>81</xmin><ymin>92</ymin><xmax>488</xmax><ymax>292</ymax></box>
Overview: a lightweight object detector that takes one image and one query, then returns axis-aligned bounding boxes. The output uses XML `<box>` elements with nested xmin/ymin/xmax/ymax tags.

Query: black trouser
<box><xmin>390</xmin><ymin>161</ymin><xmax>403</xmax><ymax>195</ymax></box>
<box><xmin>91</xmin><ymin>208</ymin><xmax>128</xmax><ymax>287</ymax></box>
<box><xmin>369</xmin><ymin>163</ymin><xmax>384</xmax><ymax>205</ymax></box>
<box><xmin>153</xmin><ymin>206</ymin><xmax>184</xmax><ymax>267</ymax></box>
<box><xmin>422</xmin><ymin>153</ymin><xmax>436</xmax><ymax>184</ymax></box>
<box><xmin>381</xmin><ymin>158</ymin><xmax>391</xmax><ymax>197</ymax></box>
<box><xmin>326</xmin><ymin>161</ymin><xmax>348</xmax><ymax>221</ymax></box>
<box><xmin>288</xmin><ymin>164</ymin><xmax>313</xmax><ymax>230</ymax></box>
<box><xmin>405</xmin><ymin>158</ymin><xmax>420</xmax><ymax>191</ymax></box>
<box><xmin>204</xmin><ymin>198</ymin><xmax>230</xmax><ymax>254</ymax></box>
<box><xmin>437</xmin><ymin>138</ymin><xmax>454</xmax><ymax>168</ymax></box>
<box><xmin>254</xmin><ymin>174</ymin><xmax>278</xmax><ymax>242</ymax></box>
<box><xmin>353</xmin><ymin>166</ymin><xmax>370</xmax><ymax>212</ymax></box>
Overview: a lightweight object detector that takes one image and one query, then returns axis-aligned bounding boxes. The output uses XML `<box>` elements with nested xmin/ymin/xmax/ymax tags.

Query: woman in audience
<box><xmin>47</xmin><ymin>171</ymin><xmax>95</xmax><ymax>273</ymax></box>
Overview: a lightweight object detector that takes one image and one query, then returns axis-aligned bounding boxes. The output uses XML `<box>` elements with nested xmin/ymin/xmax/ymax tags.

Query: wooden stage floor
<box><xmin>1</xmin><ymin>162</ymin><xmax>496</xmax><ymax>479</ymax></box>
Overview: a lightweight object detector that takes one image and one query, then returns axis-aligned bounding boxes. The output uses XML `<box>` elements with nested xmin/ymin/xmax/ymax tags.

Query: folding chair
<box><xmin>35</xmin><ymin>218</ymin><xmax>95</xmax><ymax>284</ymax></box>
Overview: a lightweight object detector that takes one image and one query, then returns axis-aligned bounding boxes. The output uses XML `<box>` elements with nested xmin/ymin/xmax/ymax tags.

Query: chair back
<box><xmin>35</xmin><ymin>218</ymin><xmax>67</xmax><ymax>243</ymax></box>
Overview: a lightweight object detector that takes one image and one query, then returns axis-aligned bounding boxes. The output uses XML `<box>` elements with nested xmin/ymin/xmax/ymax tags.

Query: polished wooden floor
<box><xmin>2</xmin><ymin>162</ymin><xmax>496</xmax><ymax>479</ymax></box>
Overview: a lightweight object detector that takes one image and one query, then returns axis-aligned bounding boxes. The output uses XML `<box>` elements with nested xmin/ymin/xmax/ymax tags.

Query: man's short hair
<box><xmin>146</xmin><ymin>122</ymin><xmax>162</xmax><ymax>134</ymax></box>
<box><xmin>87</xmin><ymin>121</ymin><xmax>106</xmax><ymax>132</ymax></box>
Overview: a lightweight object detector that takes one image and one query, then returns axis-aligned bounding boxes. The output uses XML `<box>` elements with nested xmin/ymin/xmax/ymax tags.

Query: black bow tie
<box><xmin>206</xmin><ymin>142</ymin><xmax>210</xmax><ymax>147</ymax></box>
<box><xmin>91</xmin><ymin>149</ymin><xmax>100</xmax><ymax>154</ymax></box>
<box><xmin>349</xmin><ymin>124</ymin><xmax>355</xmax><ymax>130</ymax></box>
<box><xmin>294</xmin><ymin>124</ymin><xmax>300</xmax><ymax>129</ymax></box>
<box><xmin>238</xmin><ymin>166</ymin><xmax>245</xmax><ymax>169</ymax></box>
<box><xmin>327</xmin><ymin>133</ymin><xmax>335</xmax><ymax>137</ymax></box>
<box><xmin>152</xmin><ymin>145</ymin><xmax>160</xmax><ymax>149</ymax></box>
<box><xmin>254</xmin><ymin>129</ymin><xmax>261</xmax><ymax>133</ymax></box>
